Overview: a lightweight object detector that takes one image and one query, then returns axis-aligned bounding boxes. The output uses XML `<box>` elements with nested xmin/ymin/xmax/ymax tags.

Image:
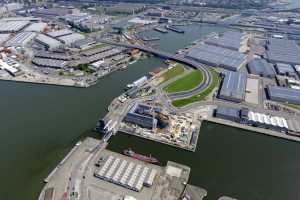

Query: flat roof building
<box><xmin>265</xmin><ymin>38</ymin><xmax>300</xmax><ymax>66</ymax></box>
<box><xmin>247</xmin><ymin>58</ymin><xmax>276</xmax><ymax>78</ymax></box>
<box><xmin>32</xmin><ymin>57</ymin><xmax>68</xmax><ymax>69</ymax></box>
<box><xmin>24</xmin><ymin>22</ymin><xmax>47</xmax><ymax>32</ymax></box>
<box><xmin>0</xmin><ymin>34</ymin><xmax>10</xmax><ymax>44</ymax></box>
<box><xmin>0</xmin><ymin>20</ymin><xmax>30</xmax><ymax>33</ymax></box>
<box><xmin>72</xmin><ymin>38</ymin><xmax>96</xmax><ymax>49</ymax></box>
<box><xmin>58</xmin><ymin>33</ymin><xmax>85</xmax><ymax>46</ymax></box>
<box><xmin>267</xmin><ymin>85</ymin><xmax>300</xmax><ymax>105</ymax></box>
<box><xmin>214</xmin><ymin>106</ymin><xmax>241</xmax><ymax>122</ymax></box>
<box><xmin>35</xmin><ymin>34</ymin><xmax>62</xmax><ymax>50</ymax></box>
<box><xmin>275</xmin><ymin>63</ymin><xmax>298</xmax><ymax>78</ymax></box>
<box><xmin>186</xmin><ymin>44</ymin><xmax>247</xmax><ymax>71</ymax></box>
<box><xmin>47</xmin><ymin>29</ymin><xmax>73</xmax><ymax>38</ymax></box>
<box><xmin>218</xmin><ymin>71</ymin><xmax>247</xmax><ymax>102</ymax></box>
<box><xmin>5</xmin><ymin>32</ymin><xmax>36</xmax><ymax>47</ymax></box>
<box><xmin>205</xmin><ymin>31</ymin><xmax>249</xmax><ymax>52</ymax></box>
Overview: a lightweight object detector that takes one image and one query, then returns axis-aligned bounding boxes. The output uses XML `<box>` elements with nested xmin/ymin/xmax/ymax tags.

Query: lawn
<box><xmin>163</xmin><ymin>70</ymin><xmax>203</xmax><ymax>93</ymax></box>
<box><xmin>172</xmin><ymin>68</ymin><xmax>219</xmax><ymax>108</ymax></box>
<box><xmin>158</xmin><ymin>64</ymin><xmax>185</xmax><ymax>84</ymax></box>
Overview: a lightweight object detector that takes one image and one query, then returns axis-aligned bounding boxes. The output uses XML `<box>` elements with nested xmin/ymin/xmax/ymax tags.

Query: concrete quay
<box><xmin>0</xmin><ymin>75</ymin><xmax>89</xmax><ymax>88</ymax></box>
<box><xmin>38</xmin><ymin>137</ymin><xmax>191</xmax><ymax>200</ymax></box>
<box><xmin>119</xmin><ymin>125</ymin><xmax>199</xmax><ymax>152</ymax></box>
<box><xmin>206</xmin><ymin>117</ymin><xmax>300</xmax><ymax>143</ymax></box>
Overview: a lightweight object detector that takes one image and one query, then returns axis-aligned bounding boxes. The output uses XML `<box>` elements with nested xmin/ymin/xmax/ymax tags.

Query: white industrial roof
<box><xmin>47</xmin><ymin>29</ymin><xmax>73</xmax><ymax>38</ymax></box>
<box><xmin>0</xmin><ymin>59</ymin><xmax>18</xmax><ymax>74</ymax></box>
<box><xmin>0</xmin><ymin>34</ymin><xmax>10</xmax><ymax>44</ymax></box>
<box><xmin>248</xmin><ymin>111</ymin><xmax>288</xmax><ymax>128</ymax></box>
<box><xmin>0</xmin><ymin>20</ymin><xmax>30</xmax><ymax>32</ymax></box>
<box><xmin>24</xmin><ymin>22</ymin><xmax>47</xmax><ymax>32</ymax></box>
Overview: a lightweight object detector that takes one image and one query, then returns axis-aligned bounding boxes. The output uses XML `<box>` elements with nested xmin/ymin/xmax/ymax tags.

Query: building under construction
<box><xmin>123</xmin><ymin>103</ymin><xmax>169</xmax><ymax>130</ymax></box>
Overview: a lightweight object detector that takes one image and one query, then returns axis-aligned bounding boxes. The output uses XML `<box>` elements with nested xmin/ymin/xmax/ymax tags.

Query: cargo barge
<box><xmin>123</xmin><ymin>149</ymin><xmax>159</xmax><ymax>164</ymax></box>
<box><xmin>141</xmin><ymin>36</ymin><xmax>160</xmax><ymax>41</ymax></box>
<box><xmin>165</xmin><ymin>25</ymin><xmax>185</xmax><ymax>33</ymax></box>
<box><xmin>153</xmin><ymin>27</ymin><xmax>168</xmax><ymax>33</ymax></box>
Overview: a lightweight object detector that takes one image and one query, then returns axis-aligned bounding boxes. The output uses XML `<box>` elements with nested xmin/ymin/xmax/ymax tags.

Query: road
<box><xmin>99</xmin><ymin>39</ymin><xmax>213</xmax><ymax>100</ymax></box>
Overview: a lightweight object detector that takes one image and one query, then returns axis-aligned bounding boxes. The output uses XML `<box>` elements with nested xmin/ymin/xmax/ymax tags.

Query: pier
<box><xmin>153</xmin><ymin>26</ymin><xmax>169</xmax><ymax>33</ymax></box>
<box><xmin>165</xmin><ymin>25</ymin><xmax>185</xmax><ymax>33</ymax></box>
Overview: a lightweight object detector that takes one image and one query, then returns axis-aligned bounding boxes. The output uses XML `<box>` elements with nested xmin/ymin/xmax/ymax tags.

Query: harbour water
<box><xmin>0</xmin><ymin>23</ymin><xmax>300</xmax><ymax>200</ymax></box>
<box><xmin>108</xmin><ymin>122</ymin><xmax>300</xmax><ymax>200</ymax></box>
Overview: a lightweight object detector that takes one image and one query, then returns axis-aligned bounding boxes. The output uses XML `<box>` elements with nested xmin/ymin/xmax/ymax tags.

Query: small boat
<box><xmin>123</xmin><ymin>149</ymin><xmax>159</xmax><ymax>164</ymax></box>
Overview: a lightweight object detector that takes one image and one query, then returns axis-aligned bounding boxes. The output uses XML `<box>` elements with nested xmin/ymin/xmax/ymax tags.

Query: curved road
<box><xmin>99</xmin><ymin>40</ymin><xmax>213</xmax><ymax>100</ymax></box>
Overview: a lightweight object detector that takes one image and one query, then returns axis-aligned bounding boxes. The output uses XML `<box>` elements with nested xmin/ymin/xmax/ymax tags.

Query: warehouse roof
<box><xmin>267</xmin><ymin>85</ymin><xmax>300</xmax><ymax>105</ymax></box>
<box><xmin>215</xmin><ymin>106</ymin><xmax>240</xmax><ymax>119</ymax></box>
<box><xmin>266</xmin><ymin>38</ymin><xmax>300</xmax><ymax>65</ymax></box>
<box><xmin>0</xmin><ymin>20</ymin><xmax>30</xmax><ymax>32</ymax></box>
<box><xmin>218</xmin><ymin>71</ymin><xmax>247</xmax><ymax>102</ymax></box>
<box><xmin>58</xmin><ymin>33</ymin><xmax>85</xmax><ymax>45</ymax></box>
<box><xmin>275</xmin><ymin>63</ymin><xmax>296</xmax><ymax>76</ymax></box>
<box><xmin>248</xmin><ymin>111</ymin><xmax>288</xmax><ymax>128</ymax></box>
<box><xmin>35</xmin><ymin>34</ymin><xmax>61</xmax><ymax>49</ymax></box>
<box><xmin>32</xmin><ymin>57</ymin><xmax>68</xmax><ymax>68</ymax></box>
<box><xmin>5</xmin><ymin>32</ymin><xmax>36</xmax><ymax>47</ymax></box>
<box><xmin>24</xmin><ymin>22</ymin><xmax>47</xmax><ymax>32</ymax></box>
<box><xmin>186</xmin><ymin>44</ymin><xmax>247</xmax><ymax>71</ymax></box>
<box><xmin>0</xmin><ymin>34</ymin><xmax>10</xmax><ymax>44</ymax></box>
<box><xmin>247</xmin><ymin>58</ymin><xmax>275</xmax><ymax>77</ymax></box>
<box><xmin>205</xmin><ymin>31</ymin><xmax>246</xmax><ymax>50</ymax></box>
<box><xmin>47</xmin><ymin>29</ymin><xmax>73</xmax><ymax>38</ymax></box>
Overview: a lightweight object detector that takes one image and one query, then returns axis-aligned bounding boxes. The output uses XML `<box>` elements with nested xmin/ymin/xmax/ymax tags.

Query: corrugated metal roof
<box><xmin>267</xmin><ymin>86</ymin><xmax>300</xmax><ymax>105</ymax></box>
<box><xmin>218</xmin><ymin>71</ymin><xmax>247</xmax><ymax>102</ymax></box>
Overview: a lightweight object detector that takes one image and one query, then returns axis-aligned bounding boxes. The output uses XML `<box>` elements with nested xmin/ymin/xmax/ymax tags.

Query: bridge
<box><xmin>99</xmin><ymin>40</ymin><xmax>213</xmax><ymax>100</ymax></box>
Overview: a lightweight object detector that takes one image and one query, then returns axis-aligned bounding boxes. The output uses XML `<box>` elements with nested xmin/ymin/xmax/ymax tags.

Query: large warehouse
<box><xmin>214</xmin><ymin>106</ymin><xmax>290</xmax><ymax>133</ymax></box>
<box><xmin>5</xmin><ymin>32</ymin><xmax>36</xmax><ymax>47</ymax></box>
<box><xmin>265</xmin><ymin>38</ymin><xmax>300</xmax><ymax>66</ymax></box>
<box><xmin>267</xmin><ymin>86</ymin><xmax>300</xmax><ymax>105</ymax></box>
<box><xmin>35</xmin><ymin>34</ymin><xmax>62</xmax><ymax>50</ymax></box>
<box><xmin>57</xmin><ymin>33</ymin><xmax>85</xmax><ymax>46</ymax></box>
<box><xmin>274</xmin><ymin>63</ymin><xmax>298</xmax><ymax>78</ymax></box>
<box><xmin>186</xmin><ymin>44</ymin><xmax>247</xmax><ymax>71</ymax></box>
<box><xmin>218</xmin><ymin>71</ymin><xmax>247</xmax><ymax>102</ymax></box>
<box><xmin>205</xmin><ymin>31</ymin><xmax>249</xmax><ymax>52</ymax></box>
<box><xmin>247</xmin><ymin>58</ymin><xmax>276</xmax><ymax>78</ymax></box>
<box><xmin>0</xmin><ymin>20</ymin><xmax>30</xmax><ymax>33</ymax></box>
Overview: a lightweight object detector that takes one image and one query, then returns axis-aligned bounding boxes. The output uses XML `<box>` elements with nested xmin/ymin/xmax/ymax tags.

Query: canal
<box><xmin>0</xmin><ymin>23</ymin><xmax>300</xmax><ymax>200</ymax></box>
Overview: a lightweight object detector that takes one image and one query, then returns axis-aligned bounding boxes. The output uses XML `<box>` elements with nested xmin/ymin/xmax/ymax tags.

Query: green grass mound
<box><xmin>172</xmin><ymin>68</ymin><xmax>219</xmax><ymax>108</ymax></box>
<box><xmin>163</xmin><ymin>70</ymin><xmax>203</xmax><ymax>93</ymax></box>
<box><xmin>159</xmin><ymin>64</ymin><xmax>185</xmax><ymax>84</ymax></box>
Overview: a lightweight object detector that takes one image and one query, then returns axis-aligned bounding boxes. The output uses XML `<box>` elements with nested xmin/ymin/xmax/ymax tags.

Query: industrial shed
<box><xmin>24</xmin><ymin>22</ymin><xmax>47</xmax><ymax>32</ymax></box>
<box><xmin>32</xmin><ymin>57</ymin><xmax>68</xmax><ymax>69</ymax></box>
<box><xmin>0</xmin><ymin>20</ymin><xmax>30</xmax><ymax>33</ymax></box>
<box><xmin>214</xmin><ymin>106</ymin><xmax>241</xmax><ymax>122</ymax></box>
<box><xmin>58</xmin><ymin>33</ymin><xmax>85</xmax><ymax>46</ymax></box>
<box><xmin>186</xmin><ymin>44</ymin><xmax>247</xmax><ymax>71</ymax></box>
<box><xmin>47</xmin><ymin>29</ymin><xmax>73</xmax><ymax>38</ymax></box>
<box><xmin>274</xmin><ymin>63</ymin><xmax>298</xmax><ymax>78</ymax></box>
<box><xmin>0</xmin><ymin>34</ymin><xmax>10</xmax><ymax>44</ymax></box>
<box><xmin>265</xmin><ymin>38</ymin><xmax>300</xmax><ymax>66</ymax></box>
<box><xmin>218</xmin><ymin>71</ymin><xmax>247</xmax><ymax>102</ymax></box>
<box><xmin>267</xmin><ymin>86</ymin><xmax>300</xmax><ymax>105</ymax></box>
<box><xmin>5</xmin><ymin>32</ymin><xmax>36</xmax><ymax>47</ymax></box>
<box><xmin>35</xmin><ymin>34</ymin><xmax>62</xmax><ymax>50</ymax></box>
<box><xmin>247</xmin><ymin>58</ymin><xmax>275</xmax><ymax>78</ymax></box>
<box><xmin>205</xmin><ymin>31</ymin><xmax>249</xmax><ymax>52</ymax></box>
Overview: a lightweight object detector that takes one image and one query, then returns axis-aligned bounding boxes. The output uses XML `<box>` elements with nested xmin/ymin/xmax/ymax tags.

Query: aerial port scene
<box><xmin>1</xmin><ymin>0</ymin><xmax>300</xmax><ymax>200</ymax></box>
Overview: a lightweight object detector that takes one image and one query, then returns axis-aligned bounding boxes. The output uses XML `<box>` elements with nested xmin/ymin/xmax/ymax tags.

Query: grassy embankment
<box><xmin>163</xmin><ymin>70</ymin><xmax>203</xmax><ymax>93</ymax></box>
<box><xmin>158</xmin><ymin>64</ymin><xmax>185</xmax><ymax>85</ymax></box>
<box><xmin>171</xmin><ymin>68</ymin><xmax>219</xmax><ymax>108</ymax></box>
